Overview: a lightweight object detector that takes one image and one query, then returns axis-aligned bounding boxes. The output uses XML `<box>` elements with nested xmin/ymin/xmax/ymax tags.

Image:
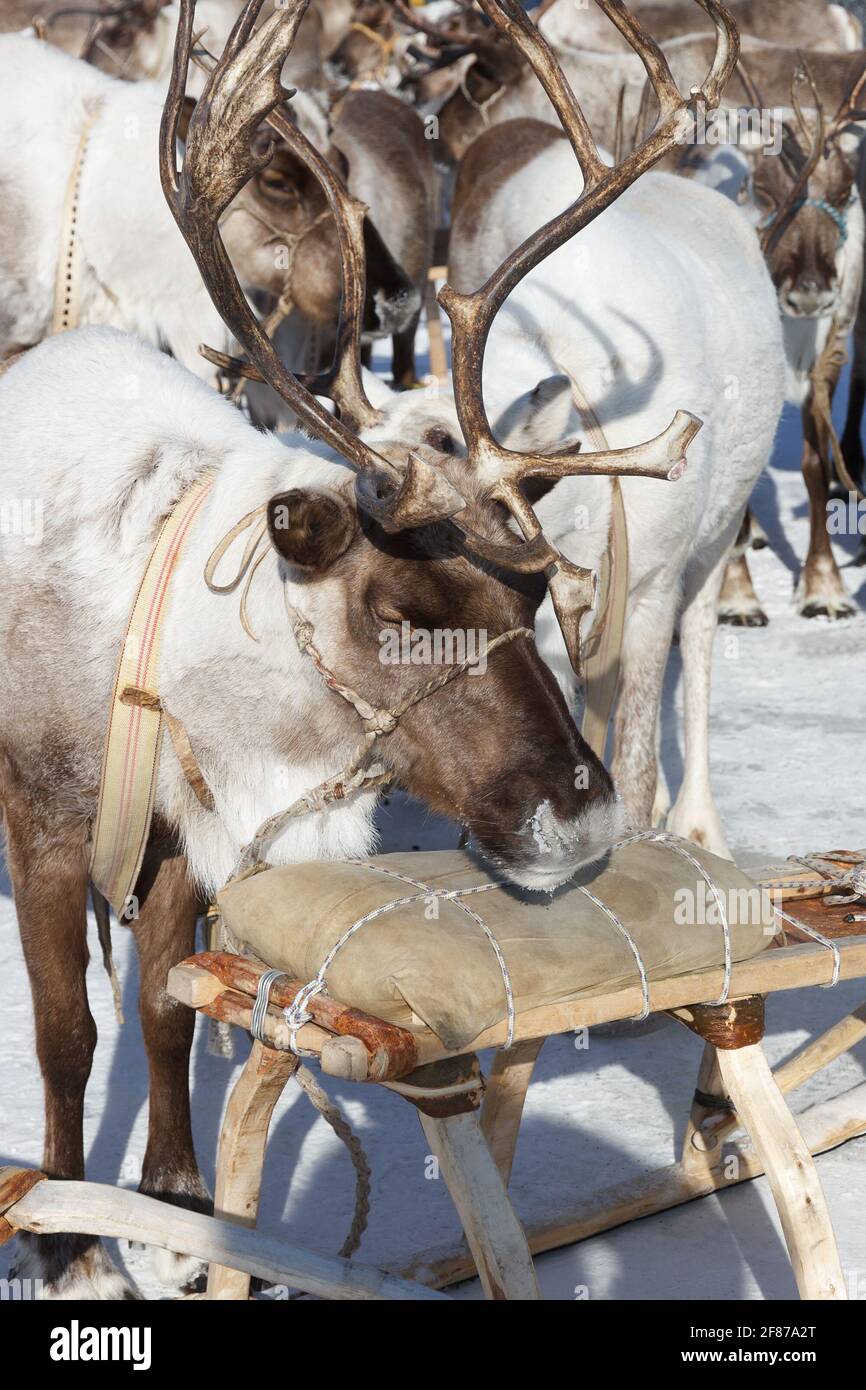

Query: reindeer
<box><xmin>536</xmin><ymin>0</ymin><xmax>861</xmax><ymax>55</ymax></box>
<box><xmin>0</xmin><ymin>0</ymin><xmax>741</xmax><ymax>1297</ymax></box>
<box><xmin>0</xmin><ymin>32</ymin><xmax>418</xmax><ymax>389</ymax></box>
<box><xmin>422</xmin><ymin>23</ymin><xmax>866</xmax><ymax>167</ymax></box>
<box><xmin>697</xmin><ymin>62</ymin><xmax>866</xmax><ymax>621</ymax></box>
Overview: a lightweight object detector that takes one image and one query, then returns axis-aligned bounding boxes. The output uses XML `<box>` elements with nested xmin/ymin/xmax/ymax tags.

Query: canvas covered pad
<box><xmin>217</xmin><ymin>842</ymin><xmax>776</xmax><ymax>1051</ymax></box>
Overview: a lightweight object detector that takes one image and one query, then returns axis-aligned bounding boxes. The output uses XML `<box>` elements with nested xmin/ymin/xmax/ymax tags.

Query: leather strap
<box><xmin>569</xmin><ymin>379</ymin><xmax>629</xmax><ymax>763</ymax></box>
<box><xmin>90</xmin><ymin>473</ymin><xmax>216</xmax><ymax>916</ymax></box>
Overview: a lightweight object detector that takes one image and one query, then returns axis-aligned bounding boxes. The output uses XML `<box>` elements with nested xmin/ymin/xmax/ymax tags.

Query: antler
<box><xmin>437</xmin><ymin>0</ymin><xmax>738</xmax><ymax>669</ymax></box>
<box><xmin>760</xmin><ymin>58</ymin><xmax>824</xmax><ymax>256</ymax></box>
<box><xmin>159</xmin><ymin>0</ymin><xmax>465</xmax><ymax>531</ymax></box>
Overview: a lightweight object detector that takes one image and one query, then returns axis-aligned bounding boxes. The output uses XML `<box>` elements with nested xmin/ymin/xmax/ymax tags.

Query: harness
<box><xmin>90</xmin><ymin>488</ymin><xmax>533</xmax><ymax>915</ymax></box>
<box><xmin>761</xmin><ymin>187</ymin><xmax>859</xmax><ymax>246</ymax></box>
<box><xmin>51</xmin><ymin>100</ymin><xmax>103</xmax><ymax>335</ymax></box>
<box><xmin>347</xmin><ymin>19</ymin><xmax>397</xmax><ymax>82</ymax></box>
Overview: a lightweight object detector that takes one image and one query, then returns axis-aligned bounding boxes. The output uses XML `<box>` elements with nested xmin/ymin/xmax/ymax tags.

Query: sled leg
<box><xmin>481</xmin><ymin>1038</ymin><xmax>546</xmax><ymax>1185</ymax></box>
<box><xmin>716</xmin><ymin>1042</ymin><xmax>846</xmax><ymax>1301</ymax></box>
<box><xmin>419</xmin><ymin>1109</ymin><xmax>540</xmax><ymax>1300</ymax></box>
<box><xmin>207</xmin><ymin>1041</ymin><xmax>299</xmax><ymax>1300</ymax></box>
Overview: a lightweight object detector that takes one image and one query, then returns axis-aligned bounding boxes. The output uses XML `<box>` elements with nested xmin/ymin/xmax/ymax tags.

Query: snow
<box><xmin>1</xmin><ymin>329</ymin><xmax>865</xmax><ymax>1302</ymax></box>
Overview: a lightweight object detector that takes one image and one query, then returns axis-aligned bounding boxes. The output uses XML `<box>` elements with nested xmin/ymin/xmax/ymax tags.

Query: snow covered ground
<box><xmin>1</xmin><ymin>332</ymin><xmax>865</xmax><ymax>1302</ymax></box>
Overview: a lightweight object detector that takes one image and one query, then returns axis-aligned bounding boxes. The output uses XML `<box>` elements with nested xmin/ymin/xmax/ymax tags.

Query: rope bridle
<box><xmin>348</xmin><ymin>19</ymin><xmax>397</xmax><ymax>82</ymax></box>
<box><xmin>204</xmin><ymin>505</ymin><xmax>533</xmax><ymax>880</ymax></box>
<box><xmin>217</xmin><ymin>201</ymin><xmax>330</xmax><ymax>401</ymax></box>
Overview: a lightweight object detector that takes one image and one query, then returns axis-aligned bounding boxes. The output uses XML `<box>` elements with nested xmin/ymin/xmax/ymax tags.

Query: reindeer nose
<box><xmin>784</xmin><ymin>274</ymin><xmax>836</xmax><ymax>318</ymax></box>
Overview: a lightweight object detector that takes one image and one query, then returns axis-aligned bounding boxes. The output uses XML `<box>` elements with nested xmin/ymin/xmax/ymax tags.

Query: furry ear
<box><xmin>267</xmin><ymin>488</ymin><xmax>357</xmax><ymax>572</ymax></box>
<box><xmin>494</xmin><ymin>375</ymin><xmax>582</xmax><ymax>506</ymax></box>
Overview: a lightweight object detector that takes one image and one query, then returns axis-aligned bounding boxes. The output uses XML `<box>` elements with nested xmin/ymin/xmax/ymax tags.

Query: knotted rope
<box><xmin>205</xmin><ymin>504</ymin><xmax>532</xmax><ymax>880</ymax></box>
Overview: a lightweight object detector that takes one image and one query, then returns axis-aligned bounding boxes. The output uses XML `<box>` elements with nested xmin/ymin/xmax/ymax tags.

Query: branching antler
<box><xmin>160</xmin><ymin>0</ymin><xmax>466</xmax><ymax>531</ymax></box>
<box><xmin>437</xmin><ymin>0</ymin><xmax>737</xmax><ymax>668</ymax></box>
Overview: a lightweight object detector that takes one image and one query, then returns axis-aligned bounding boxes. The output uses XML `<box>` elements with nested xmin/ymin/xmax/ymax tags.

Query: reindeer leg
<box><xmin>798</xmin><ymin>387</ymin><xmax>856</xmax><ymax>619</ymax></box>
<box><xmin>391</xmin><ymin>309</ymin><xmax>422</xmax><ymax>390</ymax></box>
<box><xmin>130</xmin><ymin>827</ymin><xmax>211</xmax><ymax>1292</ymax></box>
<box><xmin>611</xmin><ymin>580</ymin><xmax>677</xmax><ymax>831</ymax></box>
<box><xmin>667</xmin><ymin>537</ymin><xmax>734</xmax><ymax>858</ymax></box>
<box><xmin>2</xmin><ymin>787</ymin><xmax>137</xmax><ymax>1299</ymax></box>
<box><xmin>718</xmin><ymin>508</ymin><xmax>768</xmax><ymax>627</ymax></box>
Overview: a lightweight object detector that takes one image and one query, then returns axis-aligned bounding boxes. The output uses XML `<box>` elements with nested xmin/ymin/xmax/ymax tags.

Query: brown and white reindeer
<box><xmin>420</xmin><ymin>17</ymin><xmax>865</xmax><ymax>166</ymax></box>
<box><xmin>0</xmin><ymin>0</ymin><xmax>740</xmax><ymax>1297</ymax></box>
<box><xmin>1</xmin><ymin>1</ymin><xmax>437</xmax><ymax>389</ymax></box>
<box><xmin>702</xmin><ymin>61</ymin><xmax>866</xmax><ymax>621</ymax></box>
<box><xmin>0</xmin><ymin>30</ymin><xmax>418</xmax><ymax>387</ymax></box>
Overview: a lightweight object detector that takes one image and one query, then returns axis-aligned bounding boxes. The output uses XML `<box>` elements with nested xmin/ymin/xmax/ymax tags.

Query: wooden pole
<box><xmin>1</xmin><ymin>1171</ymin><xmax>447</xmax><ymax>1301</ymax></box>
<box><xmin>207</xmin><ymin>1041</ymin><xmax>299</xmax><ymax>1300</ymax></box>
<box><xmin>398</xmin><ymin>1080</ymin><xmax>866</xmax><ymax>1291</ymax></box>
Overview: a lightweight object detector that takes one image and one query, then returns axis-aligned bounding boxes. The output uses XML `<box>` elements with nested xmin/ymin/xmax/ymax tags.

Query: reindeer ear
<box><xmin>494</xmin><ymin>376</ymin><xmax>581</xmax><ymax>506</ymax></box>
<box><xmin>267</xmin><ymin>488</ymin><xmax>357</xmax><ymax>572</ymax></box>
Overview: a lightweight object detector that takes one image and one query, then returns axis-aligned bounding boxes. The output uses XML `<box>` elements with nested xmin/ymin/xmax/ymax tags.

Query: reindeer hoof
<box><xmin>799</xmin><ymin>599</ymin><xmax>856</xmax><ymax>620</ymax></box>
<box><xmin>718</xmin><ymin>608</ymin><xmax>769</xmax><ymax>628</ymax></box>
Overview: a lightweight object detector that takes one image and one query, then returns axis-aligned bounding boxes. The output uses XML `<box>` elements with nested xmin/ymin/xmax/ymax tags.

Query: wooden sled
<box><xmin>6</xmin><ymin>848</ymin><xmax>860</xmax><ymax>1302</ymax></box>
<box><xmin>157</xmin><ymin>847</ymin><xmax>866</xmax><ymax>1302</ymax></box>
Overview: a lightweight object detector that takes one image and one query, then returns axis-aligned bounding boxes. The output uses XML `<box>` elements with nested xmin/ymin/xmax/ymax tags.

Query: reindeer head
<box><xmin>221</xmin><ymin>126</ymin><xmax>418</xmax><ymax>337</ymax></box>
<box><xmin>161</xmin><ymin>0</ymin><xmax>737</xmax><ymax>887</ymax></box>
<box><xmin>745</xmin><ymin>59</ymin><xmax>866</xmax><ymax>320</ymax></box>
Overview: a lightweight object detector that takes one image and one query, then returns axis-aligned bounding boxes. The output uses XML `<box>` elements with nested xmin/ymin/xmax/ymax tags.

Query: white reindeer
<box><xmin>448</xmin><ymin>115</ymin><xmax>784</xmax><ymax>853</ymax></box>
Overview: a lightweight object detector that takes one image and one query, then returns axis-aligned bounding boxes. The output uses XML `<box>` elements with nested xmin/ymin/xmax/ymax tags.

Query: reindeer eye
<box><xmin>258</xmin><ymin>171</ymin><xmax>296</xmax><ymax>205</ymax></box>
<box><xmin>371</xmin><ymin>602</ymin><xmax>405</xmax><ymax>626</ymax></box>
<box><xmin>424</xmin><ymin>426</ymin><xmax>457</xmax><ymax>454</ymax></box>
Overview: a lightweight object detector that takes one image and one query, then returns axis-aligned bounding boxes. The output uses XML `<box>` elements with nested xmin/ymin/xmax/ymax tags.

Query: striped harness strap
<box><xmin>90</xmin><ymin>474</ymin><xmax>215</xmax><ymax>917</ymax></box>
<box><xmin>52</xmin><ymin>100</ymin><xmax>103</xmax><ymax>335</ymax></box>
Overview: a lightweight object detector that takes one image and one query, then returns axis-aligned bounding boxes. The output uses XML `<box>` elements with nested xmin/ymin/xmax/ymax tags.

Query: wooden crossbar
<box><xmin>168</xmin><ymin>935</ymin><xmax>866</xmax><ymax>1083</ymax></box>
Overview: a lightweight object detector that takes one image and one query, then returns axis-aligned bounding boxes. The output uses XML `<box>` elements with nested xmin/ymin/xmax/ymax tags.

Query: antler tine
<box><xmin>825</xmin><ymin>61</ymin><xmax>866</xmax><ymax>145</ymax></box>
<box><xmin>160</xmin><ymin>0</ymin><xmax>466</xmax><ymax>531</ymax></box>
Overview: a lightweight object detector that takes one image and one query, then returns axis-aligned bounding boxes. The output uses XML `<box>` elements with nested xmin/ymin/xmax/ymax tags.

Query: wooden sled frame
<box><xmin>159</xmin><ymin>929</ymin><xmax>866</xmax><ymax>1302</ymax></box>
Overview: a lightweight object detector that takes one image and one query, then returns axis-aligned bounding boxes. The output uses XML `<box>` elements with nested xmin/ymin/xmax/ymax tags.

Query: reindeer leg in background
<box><xmin>2</xmin><ymin>785</ymin><xmax>137</xmax><ymax>1299</ymax></box>
<box><xmin>841</xmin><ymin>242</ymin><xmax>866</xmax><ymax>500</ymax></box>
<box><xmin>718</xmin><ymin>509</ymin><xmax>768</xmax><ymax>627</ymax></box>
<box><xmin>611</xmin><ymin>577</ymin><xmax>678</xmax><ymax>832</ymax></box>
<box><xmin>668</xmin><ymin>529</ymin><xmax>738</xmax><ymax>858</ymax></box>
<box><xmin>798</xmin><ymin>342</ymin><xmax>856</xmax><ymax>619</ymax></box>
<box><xmin>392</xmin><ymin>307</ymin><xmax>422</xmax><ymax>389</ymax></box>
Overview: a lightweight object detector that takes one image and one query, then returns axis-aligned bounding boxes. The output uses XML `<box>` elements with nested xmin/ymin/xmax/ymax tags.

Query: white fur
<box><xmin>0</xmin><ymin>34</ymin><xmax>277</xmax><ymax>380</ymax></box>
<box><xmin>0</xmin><ymin>329</ymin><xmax>383</xmax><ymax>896</ymax></box>
<box><xmin>450</xmin><ymin>144</ymin><xmax>785</xmax><ymax>853</ymax></box>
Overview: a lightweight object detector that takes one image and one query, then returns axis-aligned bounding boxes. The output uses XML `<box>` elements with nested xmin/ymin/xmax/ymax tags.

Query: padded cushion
<box><xmin>217</xmin><ymin>844</ymin><xmax>775</xmax><ymax>1050</ymax></box>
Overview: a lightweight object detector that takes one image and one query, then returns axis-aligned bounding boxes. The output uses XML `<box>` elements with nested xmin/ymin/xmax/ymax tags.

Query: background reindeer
<box><xmin>0</xmin><ymin>32</ymin><xmax>421</xmax><ymax>389</ymax></box>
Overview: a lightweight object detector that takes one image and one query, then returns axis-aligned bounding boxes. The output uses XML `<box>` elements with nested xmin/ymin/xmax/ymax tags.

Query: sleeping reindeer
<box><xmin>0</xmin><ymin>32</ymin><xmax>418</xmax><ymax>388</ymax></box>
<box><xmin>0</xmin><ymin>0</ymin><xmax>748</xmax><ymax>1298</ymax></box>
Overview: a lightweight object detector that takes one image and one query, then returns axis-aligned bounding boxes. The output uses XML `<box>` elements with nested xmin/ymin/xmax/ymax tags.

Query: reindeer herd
<box><xmin>0</xmin><ymin>0</ymin><xmax>864</xmax><ymax>1300</ymax></box>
